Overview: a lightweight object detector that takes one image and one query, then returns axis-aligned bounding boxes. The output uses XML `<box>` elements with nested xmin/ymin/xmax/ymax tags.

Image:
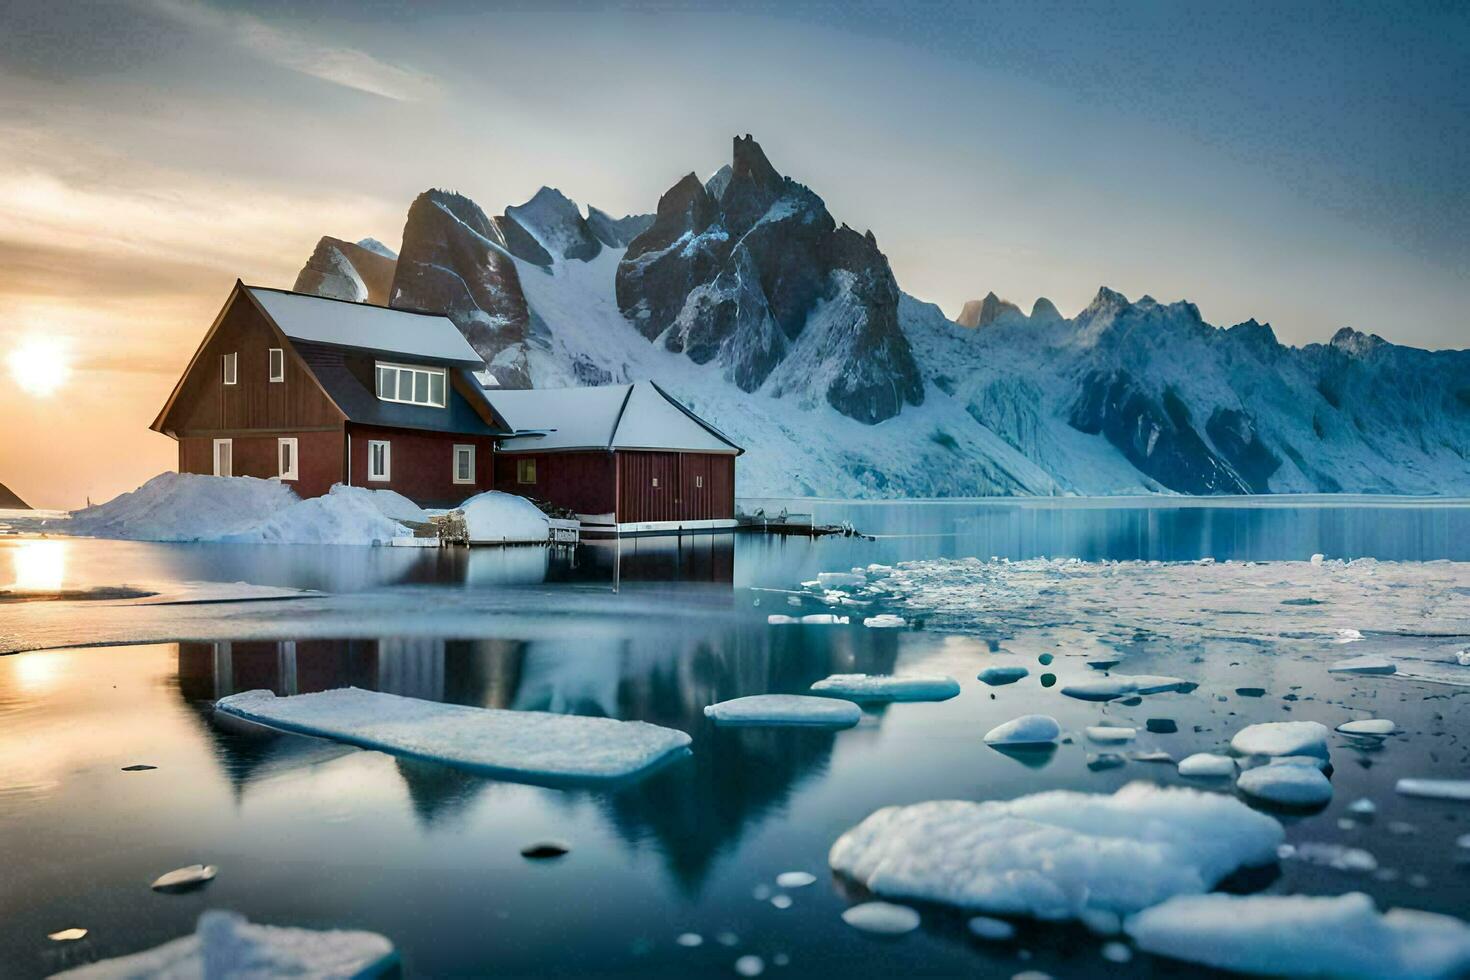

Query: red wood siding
<box><xmin>159</xmin><ymin>293</ymin><xmax>343</xmax><ymax>435</ymax></box>
<box><xmin>178</xmin><ymin>430</ymin><xmax>342</xmax><ymax>498</ymax></box>
<box><xmin>615</xmin><ymin>451</ymin><xmax>735</xmax><ymax>524</ymax></box>
<box><xmin>347</xmin><ymin>423</ymin><xmax>495</xmax><ymax>507</ymax></box>
<box><xmin>493</xmin><ymin>451</ymin><xmax>616</xmax><ymax>518</ymax></box>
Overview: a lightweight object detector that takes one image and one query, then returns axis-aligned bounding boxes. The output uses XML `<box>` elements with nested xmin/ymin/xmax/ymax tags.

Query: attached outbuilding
<box><xmin>486</xmin><ymin>382</ymin><xmax>742</xmax><ymax>534</ymax></box>
<box><xmin>151</xmin><ymin>282</ymin><xmax>510</xmax><ymax>506</ymax></box>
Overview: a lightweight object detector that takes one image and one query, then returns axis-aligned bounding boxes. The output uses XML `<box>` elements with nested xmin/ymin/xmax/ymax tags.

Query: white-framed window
<box><xmin>452</xmin><ymin>444</ymin><xmax>475</xmax><ymax>485</ymax></box>
<box><xmin>367</xmin><ymin>440</ymin><xmax>391</xmax><ymax>482</ymax></box>
<box><xmin>222</xmin><ymin>352</ymin><xmax>237</xmax><ymax>386</ymax></box>
<box><xmin>375</xmin><ymin>361</ymin><xmax>447</xmax><ymax>408</ymax></box>
<box><xmin>212</xmin><ymin>438</ymin><xmax>233</xmax><ymax>477</ymax></box>
<box><xmin>278</xmin><ymin>437</ymin><xmax>298</xmax><ymax>480</ymax></box>
<box><xmin>269</xmin><ymin>348</ymin><xmax>285</xmax><ymax>383</ymax></box>
<box><xmin>651</xmin><ymin>476</ymin><xmax>660</xmax><ymax>489</ymax></box>
<box><xmin>695</xmin><ymin>475</ymin><xmax>704</xmax><ymax>489</ymax></box>
<box><xmin>516</xmin><ymin>458</ymin><xmax>536</xmax><ymax>484</ymax></box>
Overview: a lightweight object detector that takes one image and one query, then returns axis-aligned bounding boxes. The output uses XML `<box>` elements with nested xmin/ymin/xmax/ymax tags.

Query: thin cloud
<box><xmin>149</xmin><ymin>0</ymin><xmax>440</xmax><ymax>102</ymax></box>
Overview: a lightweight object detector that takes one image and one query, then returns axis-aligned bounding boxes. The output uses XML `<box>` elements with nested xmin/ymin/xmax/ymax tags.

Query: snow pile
<box><xmin>459</xmin><ymin>491</ymin><xmax>550</xmax><ymax>543</ymax></box>
<box><xmin>215</xmin><ymin>688</ymin><xmax>690</xmax><ymax>782</ymax></box>
<box><xmin>703</xmin><ymin>695</ymin><xmax>861</xmax><ymax>728</ymax></box>
<box><xmin>224</xmin><ymin>485</ymin><xmax>414</xmax><ymax>545</ymax></box>
<box><xmin>810</xmin><ymin>674</ymin><xmax>960</xmax><ymax>702</ymax></box>
<box><xmin>828</xmin><ymin>782</ymin><xmax>1284</xmax><ymax>921</ymax></box>
<box><xmin>52</xmin><ymin>909</ymin><xmax>397</xmax><ymax>979</ymax></box>
<box><xmin>1125</xmin><ymin>892</ymin><xmax>1470</xmax><ymax>979</ymax></box>
<box><xmin>62</xmin><ymin>473</ymin><xmax>298</xmax><ymax>542</ymax></box>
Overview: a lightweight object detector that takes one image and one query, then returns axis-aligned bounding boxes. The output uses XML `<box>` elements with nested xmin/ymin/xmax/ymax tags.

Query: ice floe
<box><xmin>1060</xmin><ymin>675</ymin><xmax>1190</xmax><ymax>702</ymax></box>
<box><xmin>828</xmin><ymin>782</ymin><xmax>1283</xmax><ymax>921</ymax></box>
<box><xmin>978</xmin><ymin>665</ymin><xmax>1029</xmax><ymax>686</ymax></box>
<box><xmin>1125</xmin><ymin>892</ymin><xmax>1470</xmax><ymax>979</ymax></box>
<box><xmin>966</xmin><ymin>916</ymin><xmax>1016</xmax><ymax>941</ymax></box>
<box><xmin>817</xmin><ymin>571</ymin><xmax>866</xmax><ymax>590</ymax></box>
<box><xmin>1084</xmin><ymin>726</ymin><xmax>1136</xmax><ymax>744</ymax></box>
<box><xmin>1237</xmin><ymin>761</ymin><xmax>1333</xmax><ymax>807</ymax></box>
<box><xmin>1330</xmin><ymin>655</ymin><xmax>1397</xmax><ymax>675</ymax></box>
<box><xmin>983</xmin><ymin>714</ymin><xmax>1061</xmax><ymax>746</ymax></box>
<box><xmin>214</xmin><ymin>688</ymin><xmax>690</xmax><ymax>783</ymax></box>
<box><xmin>1338</xmin><ymin>718</ymin><xmax>1397</xmax><ymax>737</ymax></box>
<box><xmin>1396</xmin><ymin>779</ymin><xmax>1470</xmax><ymax>802</ymax></box>
<box><xmin>810</xmin><ymin>673</ymin><xmax>959</xmax><ymax>702</ymax></box>
<box><xmin>776</xmin><ymin>871</ymin><xmax>816</xmax><ymax>889</ymax></box>
<box><xmin>862</xmin><ymin>614</ymin><xmax>906</xmax><ymax>629</ymax></box>
<box><xmin>52</xmin><ymin>909</ymin><xmax>397</xmax><ymax>979</ymax></box>
<box><xmin>704</xmin><ymin>694</ymin><xmax>861</xmax><ymax>728</ymax></box>
<box><xmin>1177</xmin><ymin>754</ymin><xmax>1236</xmax><ymax>778</ymax></box>
<box><xmin>151</xmin><ymin>864</ymin><xmax>217</xmax><ymax>893</ymax></box>
<box><xmin>1230</xmin><ymin>721</ymin><xmax>1330</xmax><ymax>759</ymax></box>
<box><xmin>840</xmin><ymin>902</ymin><xmax>921</xmax><ymax>935</ymax></box>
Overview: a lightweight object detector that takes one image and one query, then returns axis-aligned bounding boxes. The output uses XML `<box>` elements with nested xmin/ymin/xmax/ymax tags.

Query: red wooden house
<box><xmin>151</xmin><ymin>282</ymin><xmax>509</xmax><ymax>506</ymax></box>
<box><xmin>485</xmin><ymin>382</ymin><xmax>743</xmax><ymax>534</ymax></box>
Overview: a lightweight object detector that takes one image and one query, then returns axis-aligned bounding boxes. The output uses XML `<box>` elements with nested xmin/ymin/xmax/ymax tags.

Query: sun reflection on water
<box><xmin>7</xmin><ymin>539</ymin><xmax>66</xmax><ymax>592</ymax></box>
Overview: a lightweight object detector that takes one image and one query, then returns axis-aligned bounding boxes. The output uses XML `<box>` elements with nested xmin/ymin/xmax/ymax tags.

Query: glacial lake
<box><xmin>2</xmin><ymin>497</ymin><xmax>1469</xmax><ymax>978</ymax></box>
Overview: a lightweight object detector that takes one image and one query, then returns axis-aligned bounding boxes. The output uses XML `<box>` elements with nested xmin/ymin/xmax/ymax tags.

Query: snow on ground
<box><xmin>1125</xmin><ymin>892</ymin><xmax>1470</xmax><ymax>979</ymax></box>
<box><xmin>53</xmin><ymin>909</ymin><xmax>397</xmax><ymax>979</ymax></box>
<box><xmin>828</xmin><ymin>782</ymin><xmax>1283</xmax><ymax>921</ymax></box>
<box><xmin>215</xmin><ymin>687</ymin><xmax>690</xmax><ymax>783</ymax></box>
<box><xmin>808</xmin><ymin>673</ymin><xmax>959</xmax><ymax>702</ymax></box>
<box><xmin>52</xmin><ymin>474</ymin><xmax>426</xmax><ymax>546</ymax></box>
<box><xmin>703</xmin><ymin>694</ymin><xmax>862</xmax><ymax>727</ymax></box>
<box><xmin>459</xmin><ymin>490</ymin><xmax>550</xmax><ymax>543</ymax></box>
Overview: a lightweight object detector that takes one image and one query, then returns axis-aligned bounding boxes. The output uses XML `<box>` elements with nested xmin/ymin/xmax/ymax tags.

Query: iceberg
<box><xmin>703</xmin><ymin>694</ymin><xmax>861</xmax><ymax>728</ymax></box>
<box><xmin>828</xmin><ymin>782</ymin><xmax>1283</xmax><ymax>921</ymax></box>
<box><xmin>1230</xmin><ymin>721</ymin><xmax>1330</xmax><ymax>759</ymax></box>
<box><xmin>1125</xmin><ymin>892</ymin><xmax>1470</xmax><ymax>979</ymax></box>
<box><xmin>52</xmin><ymin>910</ymin><xmax>397</xmax><ymax>979</ymax></box>
<box><xmin>809</xmin><ymin>674</ymin><xmax>959</xmax><ymax>702</ymax></box>
<box><xmin>214</xmin><ymin>688</ymin><xmax>690</xmax><ymax>783</ymax></box>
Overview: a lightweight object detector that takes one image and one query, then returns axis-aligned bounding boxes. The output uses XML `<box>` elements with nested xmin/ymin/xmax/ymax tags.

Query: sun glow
<box><xmin>8</xmin><ymin>539</ymin><xmax>67</xmax><ymax>592</ymax></box>
<box><xmin>7</xmin><ymin>338</ymin><xmax>72</xmax><ymax>397</ymax></box>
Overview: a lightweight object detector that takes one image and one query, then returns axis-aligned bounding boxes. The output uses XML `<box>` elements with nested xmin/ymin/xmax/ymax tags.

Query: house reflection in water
<box><xmin>178</xmin><ymin>613</ymin><xmax>903</xmax><ymax>886</ymax></box>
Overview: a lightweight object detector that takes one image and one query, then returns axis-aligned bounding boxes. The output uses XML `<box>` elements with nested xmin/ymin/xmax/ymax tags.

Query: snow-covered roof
<box><xmin>246</xmin><ymin>286</ymin><xmax>481</xmax><ymax>365</ymax></box>
<box><xmin>489</xmin><ymin>382</ymin><xmax>742</xmax><ymax>454</ymax></box>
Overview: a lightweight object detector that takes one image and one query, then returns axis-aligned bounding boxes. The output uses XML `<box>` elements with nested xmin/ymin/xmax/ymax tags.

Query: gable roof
<box><xmin>488</xmin><ymin>382</ymin><xmax>742</xmax><ymax>455</ymax></box>
<box><xmin>294</xmin><ymin>343</ymin><xmax>508</xmax><ymax>436</ymax></box>
<box><xmin>245</xmin><ymin>285</ymin><xmax>482</xmax><ymax>365</ymax></box>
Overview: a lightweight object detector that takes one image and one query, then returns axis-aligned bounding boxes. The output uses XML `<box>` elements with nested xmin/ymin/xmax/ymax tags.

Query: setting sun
<box><xmin>7</xmin><ymin>337</ymin><xmax>72</xmax><ymax>397</ymax></box>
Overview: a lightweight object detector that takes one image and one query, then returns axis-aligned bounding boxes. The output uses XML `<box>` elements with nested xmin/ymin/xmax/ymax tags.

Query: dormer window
<box><xmin>375</xmin><ymin>361</ymin><xmax>446</xmax><ymax>408</ymax></box>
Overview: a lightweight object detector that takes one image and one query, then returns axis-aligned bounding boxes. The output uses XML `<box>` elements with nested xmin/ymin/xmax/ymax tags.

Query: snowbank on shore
<box><xmin>459</xmin><ymin>491</ymin><xmax>550</xmax><ymax>543</ymax></box>
<box><xmin>55</xmin><ymin>473</ymin><xmax>428</xmax><ymax>546</ymax></box>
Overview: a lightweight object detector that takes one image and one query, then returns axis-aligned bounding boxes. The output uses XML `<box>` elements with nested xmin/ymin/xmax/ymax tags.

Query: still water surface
<box><xmin>2</xmin><ymin>498</ymin><xmax>1468</xmax><ymax>978</ymax></box>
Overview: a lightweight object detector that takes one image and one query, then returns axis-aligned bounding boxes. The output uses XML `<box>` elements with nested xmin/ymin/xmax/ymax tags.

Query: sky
<box><xmin>0</xmin><ymin>0</ymin><xmax>1466</xmax><ymax>508</ymax></box>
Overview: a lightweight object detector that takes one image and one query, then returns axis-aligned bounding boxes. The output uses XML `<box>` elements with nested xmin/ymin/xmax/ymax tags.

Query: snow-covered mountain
<box><xmin>293</xmin><ymin>136</ymin><xmax>1470</xmax><ymax>497</ymax></box>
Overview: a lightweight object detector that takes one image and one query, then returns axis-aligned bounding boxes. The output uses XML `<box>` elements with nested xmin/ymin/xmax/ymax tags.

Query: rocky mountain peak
<box><xmin>0</xmin><ymin>481</ymin><xmax>29</xmax><ymax>509</ymax></box>
<box><xmin>1030</xmin><ymin>297</ymin><xmax>1063</xmax><ymax>324</ymax></box>
<box><xmin>292</xmin><ymin>236</ymin><xmax>397</xmax><ymax>304</ymax></box>
<box><xmin>730</xmin><ymin>134</ymin><xmax>784</xmax><ymax>198</ymax></box>
<box><xmin>502</xmin><ymin>186</ymin><xmax>602</xmax><ymax>264</ymax></box>
<box><xmin>1330</xmin><ymin>326</ymin><xmax>1386</xmax><ymax>357</ymax></box>
<box><xmin>957</xmin><ymin>291</ymin><xmax>1023</xmax><ymax>329</ymax></box>
<box><xmin>356</xmin><ymin>237</ymin><xmax>397</xmax><ymax>260</ymax></box>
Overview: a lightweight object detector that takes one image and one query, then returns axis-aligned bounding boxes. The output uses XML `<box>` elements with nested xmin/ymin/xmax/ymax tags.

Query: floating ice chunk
<box><xmin>1333</xmin><ymin>628</ymin><xmax>1365</xmax><ymax>644</ymax></box>
<box><xmin>967</xmin><ymin>916</ymin><xmax>1016</xmax><ymax>941</ymax></box>
<box><xmin>215</xmin><ymin>688</ymin><xmax>690</xmax><ymax>783</ymax></box>
<box><xmin>151</xmin><ymin>864</ymin><xmax>217</xmax><ymax>892</ymax></box>
<box><xmin>1396</xmin><ymin>779</ymin><xmax>1470</xmax><ymax>802</ymax></box>
<box><xmin>801</xmin><ymin>614</ymin><xmax>849</xmax><ymax>625</ymax></box>
<box><xmin>1237</xmin><ymin>763</ymin><xmax>1333</xmax><ymax>807</ymax></box>
<box><xmin>817</xmin><ymin>571</ymin><xmax>866</xmax><ymax>590</ymax></box>
<box><xmin>1125</xmin><ymin>892</ymin><xmax>1470</xmax><ymax>980</ymax></box>
<box><xmin>1085</xmin><ymin>726</ymin><xmax>1136</xmax><ymax>744</ymax></box>
<box><xmin>734</xmin><ymin>954</ymin><xmax>765</xmax><ymax>976</ymax></box>
<box><xmin>1338</xmin><ymin>719</ymin><xmax>1397</xmax><ymax>737</ymax></box>
<box><xmin>704</xmin><ymin>695</ymin><xmax>861</xmax><ymax>728</ymax></box>
<box><xmin>866</xmin><ymin>564</ymin><xmax>894</xmax><ymax>577</ymax></box>
<box><xmin>1061</xmin><ymin>675</ymin><xmax>1190</xmax><ymax>702</ymax></box>
<box><xmin>984</xmin><ymin>714</ymin><xmax>1061</xmax><ymax>745</ymax></box>
<box><xmin>776</xmin><ymin>871</ymin><xmax>816</xmax><ymax>889</ymax></box>
<box><xmin>1262</xmin><ymin>754</ymin><xmax>1331</xmax><ymax>772</ymax></box>
<box><xmin>1283</xmin><ymin>842</ymin><xmax>1378</xmax><ymax>873</ymax></box>
<box><xmin>1349</xmin><ymin>798</ymin><xmax>1377</xmax><ymax>816</ymax></box>
<box><xmin>49</xmin><ymin>928</ymin><xmax>87</xmax><ymax>942</ymax></box>
<box><xmin>1230</xmin><ymin>721</ymin><xmax>1330</xmax><ymax>759</ymax></box>
<box><xmin>810</xmin><ymin>673</ymin><xmax>959</xmax><ymax>702</ymax></box>
<box><xmin>978</xmin><ymin>666</ymin><xmax>1029</xmax><ymax>686</ymax></box>
<box><xmin>1330</xmin><ymin>655</ymin><xmax>1396</xmax><ymax>675</ymax></box>
<box><xmin>1177</xmin><ymin>754</ymin><xmax>1236</xmax><ymax>778</ymax></box>
<box><xmin>767</xmin><ymin>615</ymin><xmax>799</xmax><ymax>625</ymax></box>
<box><xmin>840</xmin><ymin>902</ymin><xmax>921</xmax><ymax>935</ymax></box>
<box><xmin>676</xmin><ymin>933</ymin><xmax>703</xmax><ymax>947</ymax></box>
<box><xmin>861</xmin><ymin>614</ymin><xmax>906</xmax><ymax>629</ymax></box>
<box><xmin>828</xmin><ymin>782</ymin><xmax>1283</xmax><ymax>921</ymax></box>
<box><xmin>1101</xmin><ymin>940</ymin><xmax>1132</xmax><ymax>963</ymax></box>
<box><xmin>51</xmin><ymin>910</ymin><xmax>397</xmax><ymax>979</ymax></box>
<box><xmin>1311</xmin><ymin>553</ymin><xmax>1326</xmax><ymax>566</ymax></box>
<box><xmin>770</xmin><ymin>894</ymin><xmax>792</xmax><ymax>909</ymax></box>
